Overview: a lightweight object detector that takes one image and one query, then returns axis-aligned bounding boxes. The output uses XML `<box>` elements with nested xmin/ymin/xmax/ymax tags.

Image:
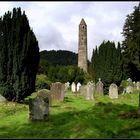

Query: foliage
<box><xmin>120</xmin><ymin>80</ymin><xmax>127</xmax><ymax>88</ymax></box>
<box><xmin>46</xmin><ymin>65</ymin><xmax>91</xmax><ymax>84</ymax></box>
<box><xmin>40</xmin><ymin>50</ymin><xmax>78</xmax><ymax>66</ymax></box>
<box><xmin>122</xmin><ymin>3</ymin><xmax>140</xmax><ymax>81</ymax></box>
<box><xmin>0</xmin><ymin>7</ymin><xmax>40</xmax><ymax>102</ymax></box>
<box><xmin>38</xmin><ymin>50</ymin><xmax>92</xmax><ymax>84</ymax></box>
<box><xmin>0</xmin><ymin>91</ymin><xmax>140</xmax><ymax>138</ymax></box>
<box><xmin>35</xmin><ymin>74</ymin><xmax>51</xmax><ymax>90</ymax></box>
<box><xmin>23</xmin><ymin>92</ymin><xmax>37</xmax><ymax>104</ymax></box>
<box><xmin>38</xmin><ymin>59</ymin><xmax>49</xmax><ymax>74</ymax></box>
<box><xmin>23</xmin><ymin>89</ymin><xmax>50</xmax><ymax>104</ymax></box>
<box><xmin>91</xmin><ymin>41</ymin><xmax>123</xmax><ymax>94</ymax></box>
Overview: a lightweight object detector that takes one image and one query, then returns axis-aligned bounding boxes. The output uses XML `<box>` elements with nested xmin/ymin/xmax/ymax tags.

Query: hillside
<box><xmin>40</xmin><ymin>50</ymin><xmax>78</xmax><ymax>66</ymax></box>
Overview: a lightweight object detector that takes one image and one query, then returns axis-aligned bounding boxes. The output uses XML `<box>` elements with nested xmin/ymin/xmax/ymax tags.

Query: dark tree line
<box><xmin>91</xmin><ymin>41</ymin><xmax>122</xmax><ymax>94</ymax></box>
<box><xmin>0</xmin><ymin>7</ymin><xmax>40</xmax><ymax>102</ymax></box>
<box><xmin>91</xmin><ymin>3</ymin><xmax>140</xmax><ymax>94</ymax></box>
<box><xmin>40</xmin><ymin>50</ymin><xmax>78</xmax><ymax>66</ymax></box>
<box><xmin>122</xmin><ymin>3</ymin><xmax>140</xmax><ymax>81</ymax></box>
<box><xmin>38</xmin><ymin>50</ymin><xmax>92</xmax><ymax>85</ymax></box>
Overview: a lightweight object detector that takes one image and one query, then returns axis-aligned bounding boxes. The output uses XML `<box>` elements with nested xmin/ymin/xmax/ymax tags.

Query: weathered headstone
<box><xmin>0</xmin><ymin>94</ymin><xmax>6</xmax><ymax>102</ymax></box>
<box><xmin>71</xmin><ymin>82</ymin><xmax>76</xmax><ymax>93</ymax></box>
<box><xmin>126</xmin><ymin>86</ymin><xmax>133</xmax><ymax>93</ymax></box>
<box><xmin>29</xmin><ymin>93</ymin><xmax>49</xmax><ymax>121</ymax></box>
<box><xmin>95</xmin><ymin>78</ymin><xmax>104</xmax><ymax>95</ymax></box>
<box><xmin>126</xmin><ymin>78</ymin><xmax>133</xmax><ymax>93</ymax></box>
<box><xmin>136</xmin><ymin>82</ymin><xmax>140</xmax><ymax>90</ymax></box>
<box><xmin>86</xmin><ymin>82</ymin><xmax>94</xmax><ymax>100</ymax></box>
<box><xmin>38</xmin><ymin>89</ymin><xmax>52</xmax><ymax>106</ymax></box>
<box><xmin>50</xmin><ymin>82</ymin><xmax>65</xmax><ymax>102</ymax></box>
<box><xmin>127</xmin><ymin>78</ymin><xmax>133</xmax><ymax>86</ymax></box>
<box><xmin>65</xmin><ymin>82</ymin><xmax>70</xmax><ymax>91</ymax></box>
<box><xmin>79</xmin><ymin>85</ymin><xmax>86</xmax><ymax>96</ymax></box>
<box><xmin>133</xmin><ymin>81</ymin><xmax>136</xmax><ymax>89</ymax></box>
<box><xmin>77</xmin><ymin>82</ymin><xmax>81</xmax><ymax>92</ymax></box>
<box><xmin>79</xmin><ymin>82</ymin><xmax>94</xmax><ymax>100</ymax></box>
<box><xmin>109</xmin><ymin>83</ymin><xmax>118</xmax><ymax>99</ymax></box>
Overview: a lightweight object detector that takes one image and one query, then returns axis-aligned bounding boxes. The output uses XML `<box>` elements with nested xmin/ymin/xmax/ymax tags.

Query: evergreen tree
<box><xmin>122</xmin><ymin>3</ymin><xmax>140</xmax><ymax>81</ymax></box>
<box><xmin>91</xmin><ymin>41</ymin><xmax>123</xmax><ymax>94</ymax></box>
<box><xmin>0</xmin><ymin>7</ymin><xmax>40</xmax><ymax>102</ymax></box>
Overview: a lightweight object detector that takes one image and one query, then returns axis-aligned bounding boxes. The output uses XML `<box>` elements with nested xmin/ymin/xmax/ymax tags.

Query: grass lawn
<box><xmin>0</xmin><ymin>90</ymin><xmax>140</xmax><ymax>138</ymax></box>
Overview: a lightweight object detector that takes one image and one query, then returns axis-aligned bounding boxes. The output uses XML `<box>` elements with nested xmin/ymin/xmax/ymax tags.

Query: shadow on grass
<box><xmin>1</xmin><ymin>102</ymin><xmax>140</xmax><ymax>138</ymax></box>
<box><xmin>63</xmin><ymin>96</ymin><xmax>73</xmax><ymax>103</ymax></box>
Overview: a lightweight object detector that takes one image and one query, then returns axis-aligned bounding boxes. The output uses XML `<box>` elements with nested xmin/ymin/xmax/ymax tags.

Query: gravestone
<box><xmin>95</xmin><ymin>78</ymin><xmax>104</xmax><ymax>95</ymax></box>
<box><xmin>71</xmin><ymin>82</ymin><xmax>76</xmax><ymax>92</ymax></box>
<box><xmin>79</xmin><ymin>82</ymin><xmax>94</xmax><ymax>100</ymax></box>
<box><xmin>50</xmin><ymin>82</ymin><xmax>65</xmax><ymax>102</ymax></box>
<box><xmin>126</xmin><ymin>86</ymin><xmax>133</xmax><ymax>93</ymax></box>
<box><xmin>0</xmin><ymin>94</ymin><xmax>6</xmax><ymax>102</ymax></box>
<box><xmin>109</xmin><ymin>83</ymin><xmax>118</xmax><ymax>99</ymax></box>
<box><xmin>79</xmin><ymin>85</ymin><xmax>86</xmax><ymax>96</ymax></box>
<box><xmin>133</xmin><ymin>81</ymin><xmax>136</xmax><ymax>89</ymax></box>
<box><xmin>29</xmin><ymin>93</ymin><xmax>49</xmax><ymax>121</ymax></box>
<box><xmin>86</xmin><ymin>82</ymin><xmax>94</xmax><ymax>100</ymax></box>
<box><xmin>65</xmin><ymin>82</ymin><xmax>70</xmax><ymax>91</ymax></box>
<box><xmin>136</xmin><ymin>82</ymin><xmax>140</xmax><ymax>90</ymax></box>
<box><xmin>38</xmin><ymin>89</ymin><xmax>52</xmax><ymax>106</ymax></box>
<box><xmin>126</xmin><ymin>78</ymin><xmax>133</xmax><ymax>93</ymax></box>
<box><xmin>127</xmin><ymin>78</ymin><xmax>133</xmax><ymax>85</ymax></box>
<box><xmin>77</xmin><ymin>82</ymin><xmax>81</xmax><ymax>92</ymax></box>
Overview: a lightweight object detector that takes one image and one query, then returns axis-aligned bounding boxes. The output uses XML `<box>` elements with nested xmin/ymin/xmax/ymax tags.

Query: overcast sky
<box><xmin>0</xmin><ymin>1</ymin><xmax>139</xmax><ymax>61</ymax></box>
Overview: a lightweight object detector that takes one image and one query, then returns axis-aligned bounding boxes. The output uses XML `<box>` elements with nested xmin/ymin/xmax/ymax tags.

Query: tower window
<box><xmin>83</xmin><ymin>26</ymin><xmax>85</xmax><ymax>29</ymax></box>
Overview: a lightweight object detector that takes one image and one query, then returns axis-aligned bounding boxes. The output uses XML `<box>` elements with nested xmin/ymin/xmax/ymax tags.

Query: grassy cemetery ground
<box><xmin>0</xmin><ymin>90</ymin><xmax>140</xmax><ymax>138</ymax></box>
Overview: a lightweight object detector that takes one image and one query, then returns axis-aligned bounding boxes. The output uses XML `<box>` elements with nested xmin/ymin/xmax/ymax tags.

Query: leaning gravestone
<box><xmin>77</xmin><ymin>82</ymin><xmax>81</xmax><ymax>92</ymax></box>
<box><xmin>126</xmin><ymin>78</ymin><xmax>133</xmax><ymax>93</ymax></box>
<box><xmin>50</xmin><ymin>82</ymin><xmax>65</xmax><ymax>102</ymax></box>
<box><xmin>29</xmin><ymin>92</ymin><xmax>49</xmax><ymax>121</ymax></box>
<box><xmin>136</xmin><ymin>82</ymin><xmax>140</xmax><ymax>90</ymax></box>
<box><xmin>0</xmin><ymin>94</ymin><xmax>6</xmax><ymax>102</ymax></box>
<box><xmin>95</xmin><ymin>78</ymin><xmax>104</xmax><ymax>95</ymax></box>
<box><xmin>71</xmin><ymin>82</ymin><xmax>76</xmax><ymax>92</ymax></box>
<box><xmin>109</xmin><ymin>83</ymin><xmax>118</xmax><ymax>99</ymax></box>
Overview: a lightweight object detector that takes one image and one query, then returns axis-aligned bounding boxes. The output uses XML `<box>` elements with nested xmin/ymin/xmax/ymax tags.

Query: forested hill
<box><xmin>40</xmin><ymin>50</ymin><xmax>78</xmax><ymax>66</ymax></box>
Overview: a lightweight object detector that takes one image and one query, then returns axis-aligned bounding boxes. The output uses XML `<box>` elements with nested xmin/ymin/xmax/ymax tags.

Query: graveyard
<box><xmin>0</xmin><ymin>3</ymin><xmax>140</xmax><ymax>139</ymax></box>
<box><xmin>0</xmin><ymin>87</ymin><xmax>140</xmax><ymax>138</ymax></box>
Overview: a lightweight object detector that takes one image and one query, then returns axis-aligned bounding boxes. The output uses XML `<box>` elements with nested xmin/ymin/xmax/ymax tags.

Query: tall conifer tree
<box><xmin>122</xmin><ymin>3</ymin><xmax>140</xmax><ymax>81</ymax></box>
<box><xmin>0</xmin><ymin>7</ymin><xmax>40</xmax><ymax>102</ymax></box>
<box><xmin>91</xmin><ymin>41</ymin><xmax>123</xmax><ymax>94</ymax></box>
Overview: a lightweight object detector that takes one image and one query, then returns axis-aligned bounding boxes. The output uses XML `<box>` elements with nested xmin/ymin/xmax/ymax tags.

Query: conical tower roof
<box><xmin>79</xmin><ymin>18</ymin><xmax>86</xmax><ymax>25</ymax></box>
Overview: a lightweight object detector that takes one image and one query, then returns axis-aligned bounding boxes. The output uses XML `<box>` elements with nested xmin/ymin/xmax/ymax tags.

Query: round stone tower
<box><xmin>78</xmin><ymin>18</ymin><xmax>88</xmax><ymax>73</ymax></box>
